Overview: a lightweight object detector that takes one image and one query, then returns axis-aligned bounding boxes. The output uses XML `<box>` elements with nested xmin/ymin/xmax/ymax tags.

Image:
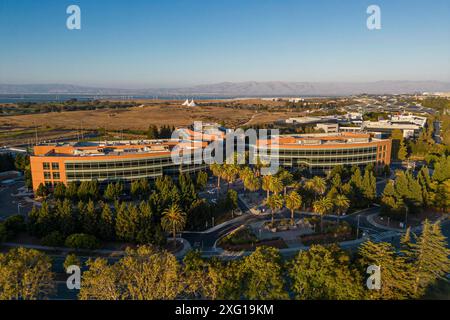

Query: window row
<box><xmin>43</xmin><ymin>162</ymin><xmax>59</xmax><ymax>170</ymax></box>
<box><xmin>65</xmin><ymin>158</ymin><xmax>173</xmax><ymax>170</ymax></box>
<box><xmin>279</xmin><ymin>156</ymin><xmax>377</xmax><ymax>165</ymax></box>
<box><xmin>66</xmin><ymin>168</ymin><xmax>163</xmax><ymax>180</ymax></box>
<box><xmin>277</xmin><ymin>148</ymin><xmax>378</xmax><ymax>157</ymax></box>
<box><xmin>43</xmin><ymin>171</ymin><xmax>60</xmax><ymax>180</ymax></box>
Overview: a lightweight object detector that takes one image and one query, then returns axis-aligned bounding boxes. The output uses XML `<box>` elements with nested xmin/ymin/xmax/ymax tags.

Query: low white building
<box><xmin>315</xmin><ymin>123</ymin><xmax>339</xmax><ymax>133</ymax></box>
<box><xmin>182</xmin><ymin>99</ymin><xmax>197</xmax><ymax>107</ymax></box>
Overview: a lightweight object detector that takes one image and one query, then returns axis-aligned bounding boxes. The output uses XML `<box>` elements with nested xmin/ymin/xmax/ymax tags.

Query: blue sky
<box><xmin>0</xmin><ymin>0</ymin><xmax>449</xmax><ymax>88</ymax></box>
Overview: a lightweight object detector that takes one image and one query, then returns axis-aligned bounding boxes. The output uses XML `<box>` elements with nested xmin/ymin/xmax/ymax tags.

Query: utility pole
<box><xmin>405</xmin><ymin>205</ymin><xmax>409</xmax><ymax>229</ymax></box>
<box><xmin>34</xmin><ymin>122</ymin><xmax>38</xmax><ymax>146</ymax></box>
<box><xmin>356</xmin><ymin>215</ymin><xmax>361</xmax><ymax>238</ymax></box>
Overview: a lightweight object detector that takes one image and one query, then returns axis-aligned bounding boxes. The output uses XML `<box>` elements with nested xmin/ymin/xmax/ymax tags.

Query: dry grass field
<box><xmin>0</xmin><ymin>100</ymin><xmax>309</xmax><ymax>145</ymax></box>
<box><xmin>0</xmin><ymin>101</ymin><xmax>305</xmax><ymax>130</ymax></box>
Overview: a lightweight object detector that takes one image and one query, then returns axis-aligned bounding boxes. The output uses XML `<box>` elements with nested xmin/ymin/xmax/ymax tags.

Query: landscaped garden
<box><xmin>217</xmin><ymin>225</ymin><xmax>287</xmax><ymax>251</ymax></box>
<box><xmin>299</xmin><ymin>217</ymin><xmax>356</xmax><ymax>245</ymax></box>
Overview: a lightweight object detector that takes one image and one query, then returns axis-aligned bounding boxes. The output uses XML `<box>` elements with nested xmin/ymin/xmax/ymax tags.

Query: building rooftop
<box><xmin>257</xmin><ymin>132</ymin><xmax>387</xmax><ymax>148</ymax></box>
<box><xmin>33</xmin><ymin>138</ymin><xmax>208</xmax><ymax>158</ymax></box>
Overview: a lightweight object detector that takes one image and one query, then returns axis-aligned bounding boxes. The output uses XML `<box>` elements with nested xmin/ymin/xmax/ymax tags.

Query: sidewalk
<box><xmin>2</xmin><ymin>237</ymin><xmax>192</xmax><ymax>259</ymax></box>
<box><xmin>183</xmin><ymin>212</ymin><xmax>252</xmax><ymax>234</ymax></box>
<box><xmin>366</xmin><ymin>213</ymin><xmax>404</xmax><ymax>232</ymax></box>
<box><xmin>205</xmin><ymin>235</ymin><xmax>370</xmax><ymax>260</ymax></box>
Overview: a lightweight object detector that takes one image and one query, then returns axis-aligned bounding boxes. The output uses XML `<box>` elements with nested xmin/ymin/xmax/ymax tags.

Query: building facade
<box><xmin>256</xmin><ymin>132</ymin><xmax>391</xmax><ymax>174</ymax></box>
<box><xmin>30</xmin><ymin>139</ymin><xmax>211</xmax><ymax>191</ymax></box>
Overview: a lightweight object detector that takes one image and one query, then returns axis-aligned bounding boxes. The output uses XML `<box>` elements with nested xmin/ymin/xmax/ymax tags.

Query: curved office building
<box><xmin>30</xmin><ymin>140</ymin><xmax>209</xmax><ymax>191</ymax></box>
<box><xmin>256</xmin><ymin>132</ymin><xmax>391</xmax><ymax>174</ymax></box>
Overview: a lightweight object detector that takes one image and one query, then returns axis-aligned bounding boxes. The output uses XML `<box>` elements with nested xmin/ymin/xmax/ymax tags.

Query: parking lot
<box><xmin>0</xmin><ymin>179</ymin><xmax>34</xmax><ymax>220</ymax></box>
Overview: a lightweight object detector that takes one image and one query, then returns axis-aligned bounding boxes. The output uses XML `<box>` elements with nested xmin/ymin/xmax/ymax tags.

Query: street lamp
<box><xmin>404</xmin><ymin>205</ymin><xmax>409</xmax><ymax>229</ymax></box>
<box><xmin>17</xmin><ymin>202</ymin><xmax>23</xmax><ymax>215</ymax></box>
<box><xmin>356</xmin><ymin>215</ymin><xmax>361</xmax><ymax>239</ymax></box>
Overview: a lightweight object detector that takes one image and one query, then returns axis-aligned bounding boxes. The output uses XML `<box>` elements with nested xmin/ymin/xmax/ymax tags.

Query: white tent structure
<box><xmin>182</xmin><ymin>99</ymin><xmax>190</xmax><ymax>106</ymax></box>
<box><xmin>188</xmin><ymin>99</ymin><xmax>197</xmax><ymax>107</ymax></box>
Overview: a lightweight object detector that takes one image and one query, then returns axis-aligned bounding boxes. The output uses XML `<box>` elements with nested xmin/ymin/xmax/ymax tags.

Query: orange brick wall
<box><xmin>30</xmin><ymin>156</ymin><xmax>68</xmax><ymax>191</ymax></box>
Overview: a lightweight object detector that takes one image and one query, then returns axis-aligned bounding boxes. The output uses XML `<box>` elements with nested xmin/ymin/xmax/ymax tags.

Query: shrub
<box><xmin>41</xmin><ymin>231</ymin><xmax>65</xmax><ymax>247</ymax></box>
<box><xmin>3</xmin><ymin>215</ymin><xmax>26</xmax><ymax>235</ymax></box>
<box><xmin>63</xmin><ymin>253</ymin><xmax>81</xmax><ymax>271</ymax></box>
<box><xmin>65</xmin><ymin>233</ymin><xmax>100</xmax><ymax>250</ymax></box>
<box><xmin>0</xmin><ymin>223</ymin><xmax>7</xmax><ymax>242</ymax></box>
<box><xmin>219</xmin><ymin>226</ymin><xmax>258</xmax><ymax>246</ymax></box>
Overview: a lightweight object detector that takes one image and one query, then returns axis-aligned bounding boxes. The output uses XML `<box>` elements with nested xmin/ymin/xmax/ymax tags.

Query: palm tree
<box><xmin>285</xmin><ymin>191</ymin><xmax>302</xmax><ymax>226</ymax></box>
<box><xmin>335</xmin><ymin>194</ymin><xmax>350</xmax><ymax>222</ymax></box>
<box><xmin>161</xmin><ymin>204</ymin><xmax>186</xmax><ymax>248</ymax></box>
<box><xmin>313</xmin><ymin>197</ymin><xmax>333</xmax><ymax>232</ymax></box>
<box><xmin>210</xmin><ymin>163</ymin><xmax>223</xmax><ymax>193</ymax></box>
<box><xmin>246</xmin><ymin>174</ymin><xmax>260</xmax><ymax>192</ymax></box>
<box><xmin>223</xmin><ymin>164</ymin><xmax>239</xmax><ymax>190</ymax></box>
<box><xmin>262</xmin><ymin>175</ymin><xmax>273</xmax><ymax>201</ymax></box>
<box><xmin>244</xmin><ymin>174</ymin><xmax>260</xmax><ymax>202</ymax></box>
<box><xmin>240</xmin><ymin>167</ymin><xmax>253</xmax><ymax>192</ymax></box>
<box><xmin>278</xmin><ymin>169</ymin><xmax>293</xmax><ymax>196</ymax></box>
<box><xmin>270</xmin><ymin>176</ymin><xmax>283</xmax><ymax>196</ymax></box>
<box><xmin>311</xmin><ymin>176</ymin><xmax>326</xmax><ymax>198</ymax></box>
<box><xmin>267</xmin><ymin>194</ymin><xmax>284</xmax><ymax>225</ymax></box>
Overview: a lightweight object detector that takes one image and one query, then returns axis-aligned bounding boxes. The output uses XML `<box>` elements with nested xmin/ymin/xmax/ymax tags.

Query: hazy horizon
<box><xmin>2</xmin><ymin>80</ymin><xmax>450</xmax><ymax>91</ymax></box>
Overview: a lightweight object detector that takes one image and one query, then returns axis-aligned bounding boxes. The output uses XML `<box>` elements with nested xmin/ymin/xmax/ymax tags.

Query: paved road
<box><xmin>0</xmin><ymin>180</ymin><xmax>33</xmax><ymax>219</ymax></box>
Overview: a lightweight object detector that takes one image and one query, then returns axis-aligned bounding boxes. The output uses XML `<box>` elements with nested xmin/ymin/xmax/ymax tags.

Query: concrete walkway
<box><xmin>2</xmin><ymin>237</ymin><xmax>192</xmax><ymax>259</ymax></box>
<box><xmin>366</xmin><ymin>213</ymin><xmax>404</xmax><ymax>232</ymax></box>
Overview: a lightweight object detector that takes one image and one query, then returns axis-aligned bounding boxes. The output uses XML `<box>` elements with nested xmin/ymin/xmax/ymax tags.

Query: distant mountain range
<box><xmin>1</xmin><ymin>81</ymin><xmax>450</xmax><ymax>96</ymax></box>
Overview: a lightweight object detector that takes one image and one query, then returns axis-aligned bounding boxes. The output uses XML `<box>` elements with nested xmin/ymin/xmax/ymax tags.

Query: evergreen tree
<box><xmin>57</xmin><ymin>199</ymin><xmax>76</xmax><ymax>236</ymax></box>
<box><xmin>289</xmin><ymin>244</ymin><xmax>365</xmax><ymax>300</ymax></box>
<box><xmin>432</xmin><ymin>155</ymin><xmax>450</xmax><ymax>182</ymax></box>
<box><xmin>82</xmin><ymin>200</ymin><xmax>98</xmax><ymax>235</ymax></box>
<box><xmin>398</xmin><ymin>139</ymin><xmax>408</xmax><ymax>161</ymax></box>
<box><xmin>358</xmin><ymin>241</ymin><xmax>413</xmax><ymax>299</ymax></box>
<box><xmin>130</xmin><ymin>180</ymin><xmax>141</xmax><ymax>199</ymax></box>
<box><xmin>362</xmin><ymin>169</ymin><xmax>376</xmax><ymax>203</ymax></box>
<box><xmin>178</xmin><ymin>173</ymin><xmax>197</xmax><ymax>210</ymax></box>
<box><xmin>407</xmin><ymin>221</ymin><xmax>450</xmax><ymax>298</ymax></box>
<box><xmin>36</xmin><ymin>183</ymin><xmax>49</xmax><ymax>198</ymax></box>
<box><xmin>417</xmin><ymin>167</ymin><xmax>432</xmax><ymax>206</ymax></box>
<box><xmin>87</xmin><ymin>180</ymin><xmax>100</xmax><ymax>200</ymax></box>
<box><xmin>239</xmin><ymin>246</ymin><xmax>288</xmax><ymax>300</ymax></box>
<box><xmin>139</xmin><ymin>178</ymin><xmax>150</xmax><ymax>196</ymax></box>
<box><xmin>136</xmin><ymin>201</ymin><xmax>155</xmax><ymax>244</ymax></box>
<box><xmin>53</xmin><ymin>182</ymin><xmax>66</xmax><ymax>200</ymax></box>
<box><xmin>77</xmin><ymin>181</ymin><xmax>90</xmax><ymax>200</ymax></box>
<box><xmin>349</xmin><ymin>167</ymin><xmax>363</xmax><ymax>203</ymax></box>
<box><xmin>0</xmin><ymin>248</ymin><xmax>55</xmax><ymax>299</ymax></box>
<box><xmin>65</xmin><ymin>182</ymin><xmax>78</xmax><ymax>200</ymax></box>
<box><xmin>99</xmin><ymin>203</ymin><xmax>115</xmax><ymax>241</ymax></box>
<box><xmin>104</xmin><ymin>183</ymin><xmax>117</xmax><ymax>201</ymax></box>
<box><xmin>147</xmin><ymin>125</ymin><xmax>159</xmax><ymax>139</ymax></box>
<box><xmin>115</xmin><ymin>203</ymin><xmax>139</xmax><ymax>242</ymax></box>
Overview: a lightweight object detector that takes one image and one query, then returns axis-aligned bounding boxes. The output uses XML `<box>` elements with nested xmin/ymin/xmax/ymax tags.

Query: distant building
<box><xmin>362</xmin><ymin>113</ymin><xmax>427</xmax><ymax>138</ymax></box>
<box><xmin>182</xmin><ymin>99</ymin><xmax>197</xmax><ymax>106</ymax></box>
<box><xmin>315</xmin><ymin>123</ymin><xmax>339</xmax><ymax>133</ymax></box>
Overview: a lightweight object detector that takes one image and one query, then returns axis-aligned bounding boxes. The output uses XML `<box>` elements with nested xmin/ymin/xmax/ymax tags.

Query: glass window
<box><xmin>52</xmin><ymin>172</ymin><xmax>60</xmax><ymax>180</ymax></box>
<box><xmin>44</xmin><ymin>172</ymin><xmax>51</xmax><ymax>179</ymax></box>
<box><xmin>43</xmin><ymin>162</ymin><xmax>50</xmax><ymax>170</ymax></box>
<box><xmin>52</xmin><ymin>162</ymin><xmax>59</xmax><ymax>170</ymax></box>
